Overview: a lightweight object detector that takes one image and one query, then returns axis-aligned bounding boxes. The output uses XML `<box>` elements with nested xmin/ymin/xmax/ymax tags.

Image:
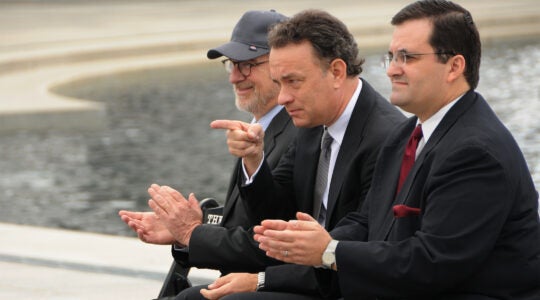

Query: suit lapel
<box><xmin>325</xmin><ymin>80</ymin><xmax>373</xmax><ymax>225</ymax></box>
<box><xmin>372</xmin><ymin>119</ymin><xmax>416</xmax><ymax>240</ymax></box>
<box><xmin>221</xmin><ymin>159</ymin><xmax>242</xmax><ymax>224</ymax></box>
<box><xmin>263</xmin><ymin>108</ymin><xmax>289</xmax><ymax>159</ymax></box>
<box><xmin>380</xmin><ymin>91</ymin><xmax>477</xmax><ymax>239</ymax></box>
<box><xmin>310</xmin><ymin>126</ymin><xmax>326</xmax><ymax>217</ymax></box>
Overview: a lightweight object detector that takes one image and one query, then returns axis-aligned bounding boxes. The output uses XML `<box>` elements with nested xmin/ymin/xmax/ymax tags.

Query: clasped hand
<box><xmin>119</xmin><ymin>184</ymin><xmax>203</xmax><ymax>247</ymax></box>
<box><xmin>254</xmin><ymin>212</ymin><xmax>332</xmax><ymax>266</ymax></box>
<box><xmin>147</xmin><ymin>184</ymin><xmax>203</xmax><ymax>247</ymax></box>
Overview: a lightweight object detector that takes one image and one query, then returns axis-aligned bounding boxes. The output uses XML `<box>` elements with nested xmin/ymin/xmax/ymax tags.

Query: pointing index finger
<box><xmin>210</xmin><ymin>119</ymin><xmax>248</xmax><ymax>131</ymax></box>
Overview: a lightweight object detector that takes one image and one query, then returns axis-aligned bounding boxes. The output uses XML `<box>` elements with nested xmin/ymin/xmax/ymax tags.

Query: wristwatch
<box><xmin>322</xmin><ymin>239</ymin><xmax>339</xmax><ymax>269</ymax></box>
<box><xmin>256</xmin><ymin>272</ymin><xmax>265</xmax><ymax>291</ymax></box>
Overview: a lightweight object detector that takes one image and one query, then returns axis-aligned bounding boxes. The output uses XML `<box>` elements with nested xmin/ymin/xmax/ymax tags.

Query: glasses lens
<box><xmin>238</xmin><ymin>62</ymin><xmax>250</xmax><ymax>76</ymax></box>
<box><xmin>382</xmin><ymin>53</ymin><xmax>408</xmax><ymax>69</ymax></box>
<box><xmin>222</xmin><ymin>60</ymin><xmax>251</xmax><ymax>76</ymax></box>
<box><xmin>223</xmin><ymin>60</ymin><xmax>233</xmax><ymax>73</ymax></box>
<box><xmin>398</xmin><ymin>52</ymin><xmax>405</xmax><ymax>65</ymax></box>
<box><xmin>381</xmin><ymin>54</ymin><xmax>391</xmax><ymax>69</ymax></box>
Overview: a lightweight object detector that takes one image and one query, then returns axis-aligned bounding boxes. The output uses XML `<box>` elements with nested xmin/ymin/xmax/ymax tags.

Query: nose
<box><xmin>385</xmin><ymin>59</ymin><xmax>402</xmax><ymax>78</ymax></box>
<box><xmin>277</xmin><ymin>87</ymin><xmax>293</xmax><ymax>106</ymax></box>
<box><xmin>228</xmin><ymin>65</ymin><xmax>246</xmax><ymax>84</ymax></box>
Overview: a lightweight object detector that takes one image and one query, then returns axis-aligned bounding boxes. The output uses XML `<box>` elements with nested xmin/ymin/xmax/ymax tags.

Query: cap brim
<box><xmin>207</xmin><ymin>41</ymin><xmax>269</xmax><ymax>61</ymax></box>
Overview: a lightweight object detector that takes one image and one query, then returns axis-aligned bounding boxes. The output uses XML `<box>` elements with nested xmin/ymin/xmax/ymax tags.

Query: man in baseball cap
<box><xmin>119</xmin><ymin>9</ymin><xmax>296</xmax><ymax>300</ymax></box>
<box><xmin>206</xmin><ymin>9</ymin><xmax>289</xmax><ymax>120</ymax></box>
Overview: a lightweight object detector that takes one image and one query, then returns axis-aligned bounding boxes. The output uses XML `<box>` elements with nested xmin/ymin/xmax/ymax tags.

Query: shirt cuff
<box><xmin>242</xmin><ymin>151</ymin><xmax>264</xmax><ymax>184</ymax></box>
<box><xmin>172</xmin><ymin>244</ymin><xmax>189</xmax><ymax>252</ymax></box>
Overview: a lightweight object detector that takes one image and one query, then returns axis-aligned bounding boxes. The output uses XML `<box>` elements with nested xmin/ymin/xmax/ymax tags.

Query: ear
<box><xmin>447</xmin><ymin>54</ymin><xmax>466</xmax><ymax>83</ymax></box>
<box><xmin>329</xmin><ymin>58</ymin><xmax>347</xmax><ymax>88</ymax></box>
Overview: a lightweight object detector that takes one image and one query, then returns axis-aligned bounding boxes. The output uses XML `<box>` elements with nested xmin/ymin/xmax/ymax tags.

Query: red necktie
<box><xmin>396</xmin><ymin>124</ymin><xmax>423</xmax><ymax>195</ymax></box>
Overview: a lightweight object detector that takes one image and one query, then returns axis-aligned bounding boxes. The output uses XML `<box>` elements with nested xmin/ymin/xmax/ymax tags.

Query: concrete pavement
<box><xmin>0</xmin><ymin>222</ymin><xmax>220</xmax><ymax>299</ymax></box>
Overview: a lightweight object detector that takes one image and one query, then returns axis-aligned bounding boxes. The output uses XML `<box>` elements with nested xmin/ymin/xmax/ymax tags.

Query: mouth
<box><xmin>286</xmin><ymin>107</ymin><xmax>302</xmax><ymax>117</ymax></box>
<box><xmin>234</xmin><ymin>84</ymin><xmax>253</xmax><ymax>96</ymax></box>
<box><xmin>391</xmin><ymin>78</ymin><xmax>407</xmax><ymax>86</ymax></box>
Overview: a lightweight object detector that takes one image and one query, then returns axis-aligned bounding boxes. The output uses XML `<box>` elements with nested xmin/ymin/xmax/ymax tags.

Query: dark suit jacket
<box><xmin>241</xmin><ymin>79</ymin><xmax>406</xmax><ymax>295</ymax></box>
<box><xmin>328</xmin><ymin>90</ymin><xmax>540</xmax><ymax>300</ymax></box>
<box><xmin>172</xmin><ymin>107</ymin><xmax>298</xmax><ymax>273</ymax></box>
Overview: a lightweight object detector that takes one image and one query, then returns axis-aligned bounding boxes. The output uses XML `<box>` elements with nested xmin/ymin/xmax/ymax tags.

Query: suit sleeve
<box><xmin>174</xmin><ymin>224</ymin><xmax>281</xmax><ymax>273</ymax></box>
<box><xmin>239</xmin><ymin>140</ymin><xmax>298</xmax><ymax>224</ymax></box>
<box><xmin>329</xmin><ymin>207</ymin><xmax>370</xmax><ymax>241</ymax></box>
<box><xmin>262</xmin><ymin>264</ymin><xmax>339</xmax><ymax>297</ymax></box>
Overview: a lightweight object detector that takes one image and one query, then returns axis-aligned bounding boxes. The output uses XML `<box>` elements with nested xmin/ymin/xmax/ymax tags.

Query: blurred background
<box><xmin>0</xmin><ymin>0</ymin><xmax>539</xmax><ymax>237</ymax></box>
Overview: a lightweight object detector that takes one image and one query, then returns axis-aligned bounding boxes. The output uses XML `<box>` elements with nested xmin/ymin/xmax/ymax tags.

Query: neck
<box><xmin>325</xmin><ymin>77</ymin><xmax>358</xmax><ymax>126</ymax></box>
<box><xmin>253</xmin><ymin>101</ymin><xmax>279</xmax><ymax>121</ymax></box>
<box><xmin>417</xmin><ymin>83</ymin><xmax>469</xmax><ymax>123</ymax></box>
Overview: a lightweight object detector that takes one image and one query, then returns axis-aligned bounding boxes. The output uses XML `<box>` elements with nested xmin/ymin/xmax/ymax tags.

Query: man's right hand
<box><xmin>210</xmin><ymin>119</ymin><xmax>264</xmax><ymax>177</ymax></box>
<box><xmin>118</xmin><ymin>210</ymin><xmax>175</xmax><ymax>245</ymax></box>
<box><xmin>200</xmin><ymin>273</ymin><xmax>258</xmax><ymax>300</ymax></box>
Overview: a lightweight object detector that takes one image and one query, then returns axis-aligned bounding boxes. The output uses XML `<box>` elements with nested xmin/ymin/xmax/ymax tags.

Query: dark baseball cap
<box><xmin>207</xmin><ymin>10</ymin><xmax>287</xmax><ymax>61</ymax></box>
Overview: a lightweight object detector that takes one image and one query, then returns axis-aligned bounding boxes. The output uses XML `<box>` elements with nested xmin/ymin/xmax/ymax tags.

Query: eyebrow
<box><xmin>280</xmin><ymin>73</ymin><xmax>294</xmax><ymax>80</ymax></box>
<box><xmin>272</xmin><ymin>70</ymin><xmax>303</xmax><ymax>83</ymax></box>
<box><xmin>387</xmin><ymin>48</ymin><xmax>409</xmax><ymax>55</ymax></box>
<box><xmin>273</xmin><ymin>72</ymin><xmax>295</xmax><ymax>82</ymax></box>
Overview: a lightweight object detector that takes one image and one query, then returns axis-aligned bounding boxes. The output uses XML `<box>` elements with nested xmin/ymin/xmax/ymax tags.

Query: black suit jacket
<box><xmin>328</xmin><ymin>90</ymin><xmax>540</xmax><ymax>299</ymax></box>
<box><xmin>173</xmin><ymin>107</ymin><xmax>298</xmax><ymax>273</ymax></box>
<box><xmin>241</xmin><ymin>79</ymin><xmax>406</xmax><ymax>295</ymax></box>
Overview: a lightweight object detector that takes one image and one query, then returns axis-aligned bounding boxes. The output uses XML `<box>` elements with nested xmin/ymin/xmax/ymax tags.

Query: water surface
<box><xmin>0</xmin><ymin>40</ymin><xmax>538</xmax><ymax>236</ymax></box>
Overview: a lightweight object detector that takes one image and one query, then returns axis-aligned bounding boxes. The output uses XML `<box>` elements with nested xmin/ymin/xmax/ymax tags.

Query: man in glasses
<box><xmin>255</xmin><ymin>1</ymin><xmax>540</xmax><ymax>299</ymax></box>
<box><xmin>119</xmin><ymin>9</ymin><xmax>297</xmax><ymax>299</ymax></box>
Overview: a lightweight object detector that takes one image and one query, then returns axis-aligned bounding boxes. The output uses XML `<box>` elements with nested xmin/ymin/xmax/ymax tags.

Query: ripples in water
<box><xmin>0</xmin><ymin>40</ymin><xmax>538</xmax><ymax>236</ymax></box>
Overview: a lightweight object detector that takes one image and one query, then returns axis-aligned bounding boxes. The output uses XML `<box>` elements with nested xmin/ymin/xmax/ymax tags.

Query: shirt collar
<box><xmin>327</xmin><ymin>78</ymin><xmax>362</xmax><ymax>146</ymax></box>
<box><xmin>418</xmin><ymin>93</ymin><xmax>464</xmax><ymax>144</ymax></box>
<box><xmin>251</xmin><ymin>105</ymin><xmax>284</xmax><ymax>131</ymax></box>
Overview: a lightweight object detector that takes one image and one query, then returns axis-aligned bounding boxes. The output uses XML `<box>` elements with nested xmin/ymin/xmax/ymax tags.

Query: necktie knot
<box><xmin>411</xmin><ymin>124</ymin><xmax>423</xmax><ymax>141</ymax></box>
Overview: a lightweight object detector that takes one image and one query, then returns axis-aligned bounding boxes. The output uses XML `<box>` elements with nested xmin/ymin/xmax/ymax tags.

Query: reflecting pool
<box><xmin>0</xmin><ymin>40</ymin><xmax>538</xmax><ymax>236</ymax></box>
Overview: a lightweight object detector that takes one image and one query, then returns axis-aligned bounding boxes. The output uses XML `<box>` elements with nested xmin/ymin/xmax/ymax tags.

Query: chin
<box><xmin>291</xmin><ymin>118</ymin><xmax>310</xmax><ymax>128</ymax></box>
<box><xmin>390</xmin><ymin>95</ymin><xmax>407</xmax><ymax>107</ymax></box>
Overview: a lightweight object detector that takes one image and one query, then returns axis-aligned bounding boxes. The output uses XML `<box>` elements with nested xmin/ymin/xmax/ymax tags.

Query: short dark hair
<box><xmin>268</xmin><ymin>9</ymin><xmax>364</xmax><ymax>76</ymax></box>
<box><xmin>392</xmin><ymin>0</ymin><xmax>481</xmax><ymax>89</ymax></box>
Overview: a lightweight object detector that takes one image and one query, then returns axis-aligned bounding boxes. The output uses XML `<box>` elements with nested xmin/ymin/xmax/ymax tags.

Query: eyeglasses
<box><xmin>381</xmin><ymin>51</ymin><xmax>453</xmax><ymax>69</ymax></box>
<box><xmin>222</xmin><ymin>59</ymin><xmax>269</xmax><ymax>77</ymax></box>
